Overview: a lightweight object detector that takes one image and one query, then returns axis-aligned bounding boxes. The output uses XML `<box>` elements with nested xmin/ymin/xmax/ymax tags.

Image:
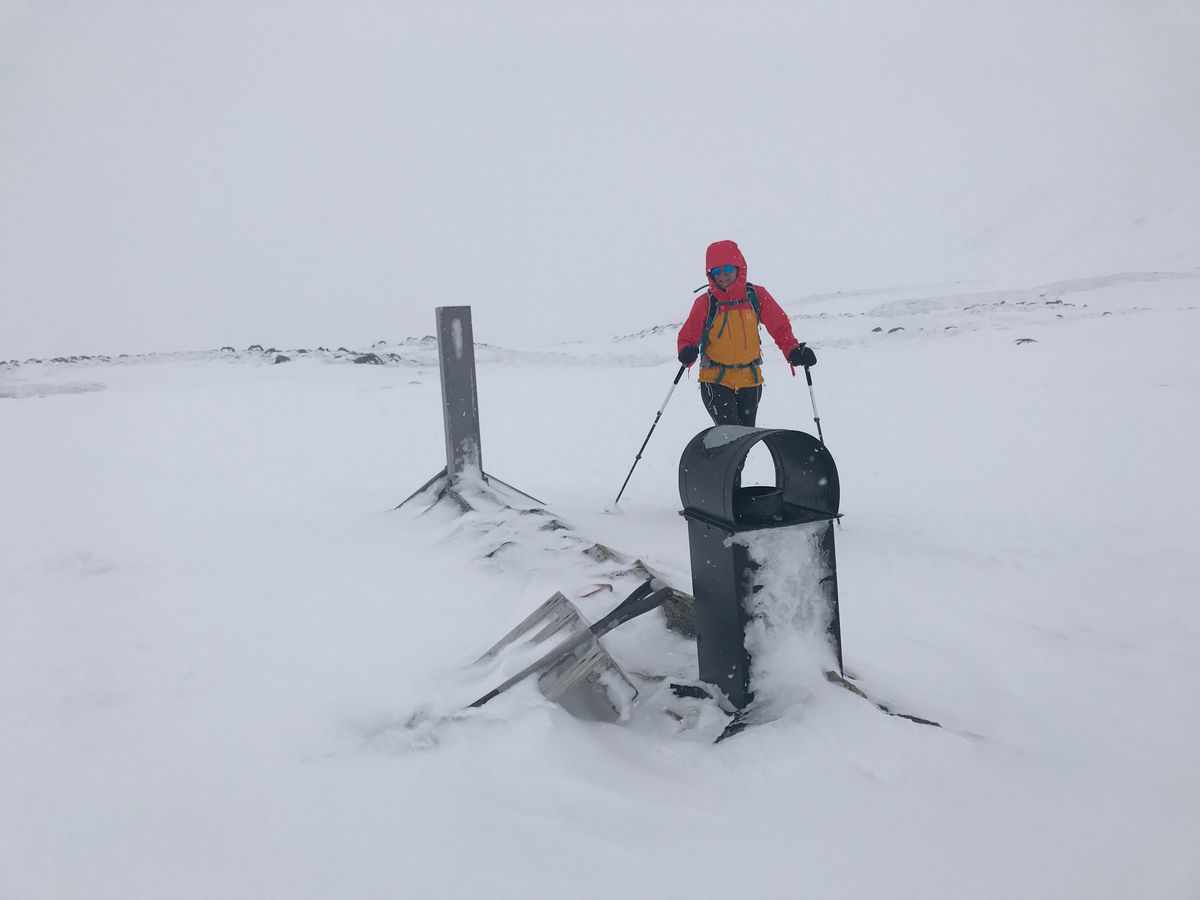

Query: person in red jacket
<box><xmin>677</xmin><ymin>240</ymin><xmax>816</xmax><ymax>426</ymax></box>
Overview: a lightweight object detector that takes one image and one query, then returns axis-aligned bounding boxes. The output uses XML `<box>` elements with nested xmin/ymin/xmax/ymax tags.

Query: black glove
<box><xmin>678</xmin><ymin>345</ymin><xmax>699</xmax><ymax>366</ymax></box>
<box><xmin>788</xmin><ymin>344</ymin><xmax>817</xmax><ymax>367</ymax></box>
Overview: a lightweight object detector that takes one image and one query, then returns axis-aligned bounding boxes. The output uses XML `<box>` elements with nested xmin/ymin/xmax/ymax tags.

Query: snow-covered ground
<box><xmin>3</xmin><ymin>271</ymin><xmax>1198</xmax><ymax>898</ymax></box>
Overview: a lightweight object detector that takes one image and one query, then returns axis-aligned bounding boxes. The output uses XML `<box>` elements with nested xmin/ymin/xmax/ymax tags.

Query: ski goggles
<box><xmin>709</xmin><ymin>264</ymin><xmax>737</xmax><ymax>277</ymax></box>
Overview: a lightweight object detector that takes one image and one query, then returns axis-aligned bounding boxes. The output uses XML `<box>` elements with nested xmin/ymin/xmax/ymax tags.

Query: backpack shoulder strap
<box><xmin>745</xmin><ymin>283</ymin><xmax>761</xmax><ymax>318</ymax></box>
<box><xmin>698</xmin><ymin>292</ymin><xmax>718</xmax><ymax>354</ymax></box>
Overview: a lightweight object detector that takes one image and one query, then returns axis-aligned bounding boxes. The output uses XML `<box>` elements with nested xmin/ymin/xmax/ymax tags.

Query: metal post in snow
<box><xmin>398</xmin><ymin>306</ymin><xmax>541</xmax><ymax>510</ymax></box>
<box><xmin>435</xmin><ymin>306</ymin><xmax>483</xmax><ymax>486</ymax></box>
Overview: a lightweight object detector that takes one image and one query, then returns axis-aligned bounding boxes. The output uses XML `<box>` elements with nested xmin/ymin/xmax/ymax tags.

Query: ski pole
<box><xmin>797</xmin><ymin>364</ymin><xmax>841</xmax><ymax>530</ymax></box>
<box><xmin>803</xmin><ymin>365</ymin><xmax>825</xmax><ymax>445</ymax></box>
<box><xmin>614</xmin><ymin>365</ymin><xmax>686</xmax><ymax>505</ymax></box>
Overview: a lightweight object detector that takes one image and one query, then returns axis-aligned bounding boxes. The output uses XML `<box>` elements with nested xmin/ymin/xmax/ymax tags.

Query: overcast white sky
<box><xmin>2</xmin><ymin>0</ymin><xmax>1198</xmax><ymax>359</ymax></box>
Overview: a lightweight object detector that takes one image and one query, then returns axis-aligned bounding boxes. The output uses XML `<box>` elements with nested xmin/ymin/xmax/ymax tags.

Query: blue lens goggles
<box><xmin>709</xmin><ymin>265</ymin><xmax>737</xmax><ymax>277</ymax></box>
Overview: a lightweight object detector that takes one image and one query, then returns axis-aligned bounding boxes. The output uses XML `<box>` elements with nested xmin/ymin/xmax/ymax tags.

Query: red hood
<box><xmin>706</xmin><ymin>239</ymin><xmax>749</xmax><ymax>301</ymax></box>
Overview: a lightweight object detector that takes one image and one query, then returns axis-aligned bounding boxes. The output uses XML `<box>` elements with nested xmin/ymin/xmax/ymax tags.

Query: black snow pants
<box><xmin>700</xmin><ymin>382</ymin><xmax>762</xmax><ymax>427</ymax></box>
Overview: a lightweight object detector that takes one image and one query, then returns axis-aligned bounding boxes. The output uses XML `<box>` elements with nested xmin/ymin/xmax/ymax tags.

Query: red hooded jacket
<box><xmin>677</xmin><ymin>240</ymin><xmax>802</xmax><ymax>389</ymax></box>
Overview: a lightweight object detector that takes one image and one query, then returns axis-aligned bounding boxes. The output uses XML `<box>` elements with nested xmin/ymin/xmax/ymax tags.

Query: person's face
<box><xmin>711</xmin><ymin>265</ymin><xmax>738</xmax><ymax>291</ymax></box>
